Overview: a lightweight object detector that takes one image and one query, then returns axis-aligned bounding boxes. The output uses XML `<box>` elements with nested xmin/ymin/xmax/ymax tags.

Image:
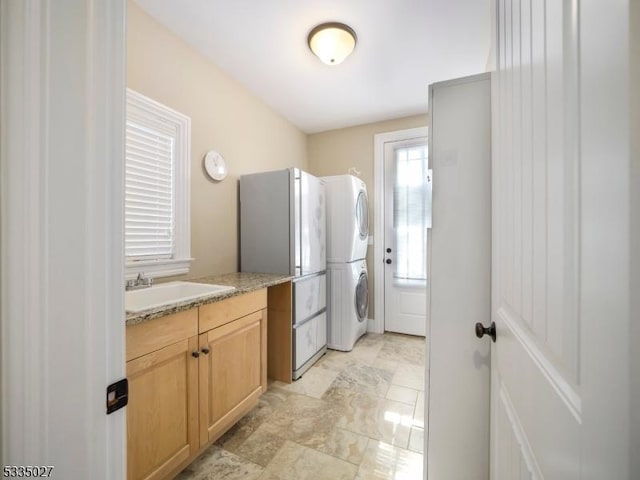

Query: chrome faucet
<box><xmin>126</xmin><ymin>272</ymin><xmax>154</xmax><ymax>291</ymax></box>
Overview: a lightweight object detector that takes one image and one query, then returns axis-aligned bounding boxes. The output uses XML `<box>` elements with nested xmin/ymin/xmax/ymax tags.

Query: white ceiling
<box><xmin>133</xmin><ymin>0</ymin><xmax>492</xmax><ymax>134</ymax></box>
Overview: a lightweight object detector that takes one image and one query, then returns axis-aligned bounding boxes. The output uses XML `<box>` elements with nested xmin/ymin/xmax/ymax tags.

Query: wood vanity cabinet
<box><xmin>126</xmin><ymin>309</ymin><xmax>199</xmax><ymax>480</ymax></box>
<box><xmin>125</xmin><ymin>289</ymin><xmax>268</xmax><ymax>480</ymax></box>
<box><xmin>198</xmin><ymin>289</ymin><xmax>268</xmax><ymax>445</ymax></box>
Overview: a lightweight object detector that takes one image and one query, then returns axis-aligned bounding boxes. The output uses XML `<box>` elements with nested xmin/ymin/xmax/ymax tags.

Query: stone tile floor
<box><xmin>177</xmin><ymin>332</ymin><xmax>426</xmax><ymax>480</ymax></box>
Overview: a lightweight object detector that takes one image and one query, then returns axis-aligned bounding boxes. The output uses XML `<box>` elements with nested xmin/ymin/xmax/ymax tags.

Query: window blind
<box><xmin>393</xmin><ymin>144</ymin><xmax>429</xmax><ymax>282</ymax></box>
<box><xmin>125</xmin><ymin>120</ymin><xmax>175</xmax><ymax>260</ymax></box>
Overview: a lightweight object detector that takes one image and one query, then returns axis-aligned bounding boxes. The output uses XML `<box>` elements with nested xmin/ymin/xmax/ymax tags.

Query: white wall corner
<box><xmin>367</xmin><ymin>318</ymin><xmax>381</xmax><ymax>334</ymax></box>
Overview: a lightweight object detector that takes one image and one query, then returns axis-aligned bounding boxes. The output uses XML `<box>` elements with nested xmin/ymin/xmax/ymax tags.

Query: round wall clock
<box><xmin>204</xmin><ymin>150</ymin><xmax>227</xmax><ymax>181</ymax></box>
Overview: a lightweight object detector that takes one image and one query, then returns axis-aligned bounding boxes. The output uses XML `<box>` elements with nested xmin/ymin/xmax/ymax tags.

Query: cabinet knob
<box><xmin>191</xmin><ymin>351</ymin><xmax>200</xmax><ymax>358</ymax></box>
<box><xmin>201</xmin><ymin>347</ymin><xmax>210</xmax><ymax>355</ymax></box>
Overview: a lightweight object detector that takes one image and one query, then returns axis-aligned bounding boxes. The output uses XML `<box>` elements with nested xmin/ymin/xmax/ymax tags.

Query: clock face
<box><xmin>204</xmin><ymin>150</ymin><xmax>227</xmax><ymax>181</ymax></box>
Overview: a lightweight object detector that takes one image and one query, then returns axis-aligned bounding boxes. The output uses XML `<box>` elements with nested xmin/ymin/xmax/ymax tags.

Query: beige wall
<box><xmin>127</xmin><ymin>1</ymin><xmax>307</xmax><ymax>279</ymax></box>
<box><xmin>307</xmin><ymin>114</ymin><xmax>428</xmax><ymax>319</ymax></box>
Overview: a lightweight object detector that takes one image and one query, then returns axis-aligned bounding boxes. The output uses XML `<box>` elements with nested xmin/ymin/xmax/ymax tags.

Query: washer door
<box><xmin>356</xmin><ymin>190</ymin><xmax>369</xmax><ymax>240</ymax></box>
<box><xmin>354</xmin><ymin>271</ymin><xmax>369</xmax><ymax>322</ymax></box>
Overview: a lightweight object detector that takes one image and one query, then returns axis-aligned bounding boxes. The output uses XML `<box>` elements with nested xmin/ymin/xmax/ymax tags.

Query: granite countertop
<box><xmin>125</xmin><ymin>272</ymin><xmax>292</xmax><ymax>326</ymax></box>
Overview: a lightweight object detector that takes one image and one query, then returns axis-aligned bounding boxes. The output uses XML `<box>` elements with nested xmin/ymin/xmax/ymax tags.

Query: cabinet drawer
<box><xmin>199</xmin><ymin>289</ymin><xmax>267</xmax><ymax>333</ymax></box>
<box><xmin>293</xmin><ymin>311</ymin><xmax>326</xmax><ymax>370</ymax></box>
<box><xmin>293</xmin><ymin>273</ymin><xmax>326</xmax><ymax>325</ymax></box>
<box><xmin>126</xmin><ymin>308</ymin><xmax>198</xmax><ymax>362</ymax></box>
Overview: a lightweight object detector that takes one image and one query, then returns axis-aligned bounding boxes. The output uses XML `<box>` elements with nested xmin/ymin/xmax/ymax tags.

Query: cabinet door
<box><xmin>199</xmin><ymin>309</ymin><xmax>266</xmax><ymax>445</ymax></box>
<box><xmin>127</xmin><ymin>337</ymin><xmax>199</xmax><ymax>480</ymax></box>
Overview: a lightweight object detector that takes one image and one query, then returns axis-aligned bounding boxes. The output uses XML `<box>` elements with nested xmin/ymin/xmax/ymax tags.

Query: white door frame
<box><xmin>0</xmin><ymin>1</ymin><xmax>126</xmax><ymax>477</ymax></box>
<box><xmin>373</xmin><ymin>127</ymin><xmax>428</xmax><ymax>334</ymax></box>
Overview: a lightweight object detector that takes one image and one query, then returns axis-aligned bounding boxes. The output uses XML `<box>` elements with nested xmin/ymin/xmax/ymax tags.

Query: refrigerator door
<box><xmin>240</xmin><ymin>169</ymin><xmax>294</xmax><ymax>275</ymax></box>
<box><xmin>297</xmin><ymin>171</ymin><xmax>326</xmax><ymax>275</ymax></box>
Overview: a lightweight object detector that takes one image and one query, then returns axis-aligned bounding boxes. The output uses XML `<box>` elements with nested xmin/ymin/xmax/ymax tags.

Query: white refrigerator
<box><xmin>240</xmin><ymin>168</ymin><xmax>327</xmax><ymax>379</ymax></box>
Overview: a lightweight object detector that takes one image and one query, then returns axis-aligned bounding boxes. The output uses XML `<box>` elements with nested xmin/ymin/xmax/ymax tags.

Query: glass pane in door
<box><xmin>393</xmin><ymin>144</ymin><xmax>429</xmax><ymax>284</ymax></box>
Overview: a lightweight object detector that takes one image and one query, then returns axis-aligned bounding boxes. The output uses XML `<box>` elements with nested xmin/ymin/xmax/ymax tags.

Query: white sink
<box><xmin>125</xmin><ymin>281</ymin><xmax>235</xmax><ymax>313</ymax></box>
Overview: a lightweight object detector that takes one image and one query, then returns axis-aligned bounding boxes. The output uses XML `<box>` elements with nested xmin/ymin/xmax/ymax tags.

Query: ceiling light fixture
<box><xmin>307</xmin><ymin>22</ymin><xmax>357</xmax><ymax>66</ymax></box>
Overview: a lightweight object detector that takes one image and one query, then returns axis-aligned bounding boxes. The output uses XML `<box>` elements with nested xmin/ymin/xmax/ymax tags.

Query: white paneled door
<box><xmin>428</xmin><ymin>0</ymin><xmax>635</xmax><ymax>478</ymax></box>
<box><xmin>491</xmin><ymin>0</ymin><xmax>582</xmax><ymax>476</ymax></box>
<box><xmin>383</xmin><ymin>134</ymin><xmax>429</xmax><ymax>336</ymax></box>
<box><xmin>0</xmin><ymin>0</ymin><xmax>126</xmax><ymax>477</ymax></box>
<box><xmin>489</xmin><ymin>0</ymin><xmax>633</xmax><ymax>478</ymax></box>
<box><xmin>427</xmin><ymin>73</ymin><xmax>492</xmax><ymax>480</ymax></box>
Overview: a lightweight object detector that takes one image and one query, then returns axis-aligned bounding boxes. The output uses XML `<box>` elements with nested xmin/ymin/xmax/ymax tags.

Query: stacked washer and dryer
<box><xmin>323</xmin><ymin>175</ymin><xmax>370</xmax><ymax>351</ymax></box>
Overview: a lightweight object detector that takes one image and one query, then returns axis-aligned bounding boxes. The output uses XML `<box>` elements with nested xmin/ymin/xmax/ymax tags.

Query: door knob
<box><xmin>385</xmin><ymin>259</ymin><xmax>392</xmax><ymax>264</ymax></box>
<box><xmin>475</xmin><ymin>322</ymin><xmax>496</xmax><ymax>342</ymax></box>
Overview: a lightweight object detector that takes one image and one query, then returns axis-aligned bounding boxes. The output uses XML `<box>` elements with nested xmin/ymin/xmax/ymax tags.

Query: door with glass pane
<box><xmin>384</xmin><ymin>138</ymin><xmax>430</xmax><ymax>336</ymax></box>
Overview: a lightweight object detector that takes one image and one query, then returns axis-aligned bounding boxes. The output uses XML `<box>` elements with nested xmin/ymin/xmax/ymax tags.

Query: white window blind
<box><xmin>125</xmin><ymin>89</ymin><xmax>191</xmax><ymax>279</ymax></box>
<box><xmin>125</xmin><ymin>121</ymin><xmax>175</xmax><ymax>260</ymax></box>
<box><xmin>393</xmin><ymin>144</ymin><xmax>429</xmax><ymax>283</ymax></box>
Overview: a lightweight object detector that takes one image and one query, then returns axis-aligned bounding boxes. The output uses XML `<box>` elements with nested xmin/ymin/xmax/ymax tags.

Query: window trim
<box><xmin>125</xmin><ymin>89</ymin><xmax>192</xmax><ymax>279</ymax></box>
